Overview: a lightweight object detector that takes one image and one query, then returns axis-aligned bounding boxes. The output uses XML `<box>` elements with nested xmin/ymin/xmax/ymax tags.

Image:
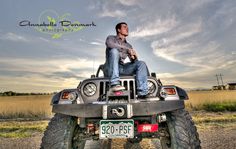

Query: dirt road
<box><xmin>0</xmin><ymin>124</ymin><xmax>235</xmax><ymax>149</ymax></box>
<box><xmin>198</xmin><ymin>127</ymin><xmax>236</xmax><ymax>149</ymax></box>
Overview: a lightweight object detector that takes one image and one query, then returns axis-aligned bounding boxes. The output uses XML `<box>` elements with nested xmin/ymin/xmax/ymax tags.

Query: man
<box><xmin>104</xmin><ymin>22</ymin><xmax>149</xmax><ymax>99</ymax></box>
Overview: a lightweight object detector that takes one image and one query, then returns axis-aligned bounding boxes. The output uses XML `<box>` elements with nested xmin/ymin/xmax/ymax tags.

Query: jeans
<box><xmin>105</xmin><ymin>48</ymin><xmax>148</xmax><ymax>96</ymax></box>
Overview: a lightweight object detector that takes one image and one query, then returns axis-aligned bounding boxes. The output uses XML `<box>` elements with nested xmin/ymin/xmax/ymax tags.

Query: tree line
<box><xmin>0</xmin><ymin>91</ymin><xmax>55</xmax><ymax>96</ymax></box>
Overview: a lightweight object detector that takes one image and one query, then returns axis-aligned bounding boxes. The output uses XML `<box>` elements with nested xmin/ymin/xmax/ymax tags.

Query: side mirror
<box><xmin>91</xmin><ymin>75</ymin><xmax>95</xmax><ymax>78</ymax></box>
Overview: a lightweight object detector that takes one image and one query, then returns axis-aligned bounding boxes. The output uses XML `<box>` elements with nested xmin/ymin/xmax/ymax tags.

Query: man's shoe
<box><xmin>110</xmin><ymin>85</ymin><xmax>125</xmax><ymax>92</ymax></box>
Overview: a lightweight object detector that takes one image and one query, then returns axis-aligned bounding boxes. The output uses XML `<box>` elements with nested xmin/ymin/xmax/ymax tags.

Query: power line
<box><xmin>215</xmin><ymin>73</ymin><xmax>224</xmax><ymax>86</ymax></box>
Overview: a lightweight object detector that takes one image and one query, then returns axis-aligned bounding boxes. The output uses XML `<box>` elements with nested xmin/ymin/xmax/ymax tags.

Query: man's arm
<box><xmin>128</xmin><ymin>49</ymin><xmax>138</xmax><ymax>60</ymax></box>
<box><xmin>105</xmin><ymin>35</ymin><xmax>131</xmax><ymax>50</ymax></box>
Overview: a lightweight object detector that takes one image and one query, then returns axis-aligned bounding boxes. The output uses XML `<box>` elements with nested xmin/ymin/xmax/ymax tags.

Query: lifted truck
<box><xmin>40</xmin><ymin>64</ymin><xmax>201</xmax><ymax>149</ymax></box>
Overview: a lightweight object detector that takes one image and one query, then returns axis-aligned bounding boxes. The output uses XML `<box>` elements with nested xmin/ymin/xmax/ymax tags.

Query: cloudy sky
<box><xmin>0</xmin><ymin>0</ymin><xmax>236</xmax><ymax>92</ymax></box>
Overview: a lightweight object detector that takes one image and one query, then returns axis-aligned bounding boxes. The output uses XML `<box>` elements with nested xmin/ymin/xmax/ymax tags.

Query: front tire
<box><xmin>163</xmin><ymin>109</ymin><xmax>201</xmax><ymax>149</ymax></box>
<box><xmin>40</xmin><ymin>114</ymin><xmax>85</xmax><ymax>149</ymax></box>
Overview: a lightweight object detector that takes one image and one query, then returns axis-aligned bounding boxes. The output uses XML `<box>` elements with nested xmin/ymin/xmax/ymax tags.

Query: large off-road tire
<box><xmin>162</xmin><ymin>109</ymin><xmax>201</xmax><ymax>149</ymax></box>
<box><xmin>40</xmin><ymin>113</ymin><xmax>85</xmax><ymax>149</ymax></box>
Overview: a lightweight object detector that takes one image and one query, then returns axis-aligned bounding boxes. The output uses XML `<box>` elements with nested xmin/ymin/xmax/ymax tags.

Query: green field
<box><xmin>185</xmin><ymin>90</ymin><xmax>236</xmax><ymax>111</ymax></box>
<box><xmin>0</xmin><ymin>120</ymin><xmax>48</xmax><ymax>138</ymax></box>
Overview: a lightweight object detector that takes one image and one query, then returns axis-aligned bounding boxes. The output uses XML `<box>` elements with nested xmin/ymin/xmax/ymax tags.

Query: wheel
<box><xmin>162</xmin><ymin>109</ymin><xmax>201</xmax><ymax>149</ymax></box>
<box><xmin>40</xmin><ymin>114</ymin><xmax>85</xmax><ymax>149</ymax></box>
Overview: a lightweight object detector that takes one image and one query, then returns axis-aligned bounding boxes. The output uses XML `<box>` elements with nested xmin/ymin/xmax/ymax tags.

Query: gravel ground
<box><xmin>198</xmin><ymin>127</ymin><xmax>236</xmax><ymax>149</ymax></box>
<box><xmin>0</xmin><ymin>132</ymin><xmax>42</xmax><ymax>149</ymax></box>
<box><xmin>0</xmin><ymin>125</ymin><xmax>235</xmax><ymax>149</ymax></box>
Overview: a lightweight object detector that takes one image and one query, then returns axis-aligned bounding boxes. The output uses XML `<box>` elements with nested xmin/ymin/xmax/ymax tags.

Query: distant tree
<box><xmin>0</xmin><ymin>91</ymin><xmax>56</xmax><ymax>96</ymax></box>
<box><xmin>4</xmin><ymin>91</ymin><xmax>16</xmax><ymax>96</ymax></box>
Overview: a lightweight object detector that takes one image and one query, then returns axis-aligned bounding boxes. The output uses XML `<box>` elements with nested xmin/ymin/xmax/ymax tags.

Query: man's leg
<box><xmin>107</xmin><ymin>48</ymin><xmax>125</xmax><ymax>91</ymax></box>
<box><xmin>120</xmin><ymin>60</ymin><xmax>148</xmax><ymax>96</ymax></box>
<box><xmin>135</xmin><ymin>61</ymin><xmax>149</xmax><ymax>96</ymax></box>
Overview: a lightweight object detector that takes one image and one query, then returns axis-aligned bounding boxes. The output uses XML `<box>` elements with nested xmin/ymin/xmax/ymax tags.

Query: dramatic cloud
<box><xmin>130</xmin><ymin>16</ymin><xmax>178</xmax><ymax>38</ymax></box>
<box><xmin>0</xmin><ymin>57</ymin><xmax>103</xmax><ymax>92</ymax></box>
<box><xmin>99</xmin><ymin>10</ymin><xmax>126</xmax><ymax>18</ymax></box>
<box><xmin>0</xmin><ymin>32</ymin><xmax>29</xmax><ymax>42</ymax></box>
<box><xmin>89</xmin><ymin>41</ymin><xmax>103</xmax><ymax>46</ymax></box>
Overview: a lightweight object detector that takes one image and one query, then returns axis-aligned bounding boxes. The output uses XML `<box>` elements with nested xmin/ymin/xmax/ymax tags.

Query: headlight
<box><xmin>83</xmin><ymin>83</ymin><xmax>97</xmax><ymax>96</ymax></box>
<box><xmin>160</xmin><ymin>88</ymin><xmax>167</xmax><ymax>98</ymax></box>
<box><xmin>68</xmin><ymin>91</ymin><xmax>78</xmax><ymax>101</ymax></box>
<box><xmin>148</xmin><ymin>80</ymin><xmax>156</xmax><ymax>94</ymax></box>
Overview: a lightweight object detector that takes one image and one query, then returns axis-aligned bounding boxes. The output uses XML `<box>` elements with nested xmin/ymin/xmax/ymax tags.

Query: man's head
<box><xmin>116</xmin><ymin>22</ymin><xmax>128</xmax><ymax>37</ymax></box>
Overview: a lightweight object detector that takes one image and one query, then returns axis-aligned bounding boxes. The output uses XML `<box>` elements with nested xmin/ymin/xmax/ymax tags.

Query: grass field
<box><xmin>0</xmin><ymin>90</ymin><xmax>236</xmax><ymax>119</ymax></box>
<box><xmin>0</xmin><ymin>95</ymin><xmax>52</xmax><ymax>119</ymax></box>
<box><xmin>0</xmin><ymin>120</ymin><xmax>48</xmax><ymax>138</ymax></box>
<box><xmin>186</xmin><ymin>90</ymin><xmax>236</xmax><ymax>111</ymax></box>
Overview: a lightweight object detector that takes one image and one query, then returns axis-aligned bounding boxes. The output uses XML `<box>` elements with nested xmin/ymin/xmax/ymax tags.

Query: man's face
<box><xmin>118</xmin><ymin>24</ymin><xmax>129</xmax><ymax>36</ymax></box>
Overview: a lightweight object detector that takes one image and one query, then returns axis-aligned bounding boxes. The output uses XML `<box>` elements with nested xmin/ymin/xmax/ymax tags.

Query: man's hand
<box><xmin>128</xmin><ymin>49</ymin><xmax>138</xmax><ymax>60</ymax></box>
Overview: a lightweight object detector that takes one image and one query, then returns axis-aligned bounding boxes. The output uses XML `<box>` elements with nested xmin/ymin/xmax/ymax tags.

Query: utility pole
<box><xmin>215</xmin><ymin>74</ymin><xmax>219</xmax><ymax>86</ymax></box>
<box><xmin>219</xmin><ymin>74</ymin><xmax>224</xmax><ymax>86</ymax></box>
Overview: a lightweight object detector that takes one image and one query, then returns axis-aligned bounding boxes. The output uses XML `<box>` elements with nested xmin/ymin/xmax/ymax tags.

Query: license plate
<box><xmin>99</xmin><ymin>119</ymin><xmax>134</xmax><ymax>139</ymax></box>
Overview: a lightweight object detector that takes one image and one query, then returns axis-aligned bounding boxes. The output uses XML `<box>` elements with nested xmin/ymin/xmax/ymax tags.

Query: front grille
<box><xmin>99</xmin><ymin>79</ymin><xmax>136</xmax><ymax>100</ymax></box>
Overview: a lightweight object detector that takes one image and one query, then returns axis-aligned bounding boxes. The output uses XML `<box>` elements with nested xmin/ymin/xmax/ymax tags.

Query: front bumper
<box><xmin>52</xmin><ymin>100</ymin><xmax>185</xmax><ymax>118</ymax></box>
